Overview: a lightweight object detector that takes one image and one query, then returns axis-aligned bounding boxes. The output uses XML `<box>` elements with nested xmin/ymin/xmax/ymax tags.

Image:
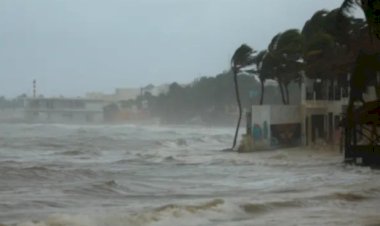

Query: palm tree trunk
<box><xmin>260</xmin><ymin>79</ymin><xmax>265</xmax><ymax>105</ymax></box>
<box><xmin>278</xmin><ymin>81</ymin><xmax>287</xmax><ymax>105</ymax></box>
<box><xmin>285</xmin><ymin>84</ymin><xmax>290</xmax><ymax>105</ymax></box>
<box><xmin>232</xmin><ymin>71</ymin><xmax>242</xmax><ymax>149</ymax></box>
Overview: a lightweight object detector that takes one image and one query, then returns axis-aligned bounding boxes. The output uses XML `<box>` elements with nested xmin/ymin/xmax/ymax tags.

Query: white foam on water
<box><xmin>2</xmin><ymin>124</ymin><xmax>380</xmax><ymax>226</ymax></box>
<box><xmin>16</xmin><ymin>199</ymin><xmax>233</xmax><ymax>226</ymax></box>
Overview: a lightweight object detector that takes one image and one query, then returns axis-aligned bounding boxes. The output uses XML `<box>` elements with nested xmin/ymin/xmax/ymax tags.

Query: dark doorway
<box><xmin>311</xmin><ymin>114</ymin><xmax>325</xmax><ymax>143</ymax></box>
<box><xmin>334</xmin><ymin>115</ymin><xmax>340</xmax><ymax>129</ymax></box>
<box><xmin>314</xmin><ymin>81</ymin><xmax>323</xmax><ymax>100</ymax></box>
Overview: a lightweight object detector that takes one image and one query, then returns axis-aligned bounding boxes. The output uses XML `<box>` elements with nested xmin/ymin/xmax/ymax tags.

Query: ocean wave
<box><xmin>241</xmin><ymin>200</ymin><xmax>303</xmax><ymax>214</ymax></box>
<box><xmin>316</xmin><ymin>192</ymin><xmax>369</xmax><ymax>202</ymax></box>
<box><xmin>62</xmin><ymin>180</ymin><xmax>128</xmax><ymax>197</ymax></box>
<box><xmin>241</xmin><ymin>191</ymin><xmax>370</xmax><ymax>216</ymax></box>
<box><xmin>154</xmin><ymin>199</ymin><xmax>224</xmax><ymax>213</ymax></box>
<box><xmin>0</xmin><ymin>165</ymin><xmax>99</xmax><ymax>182</ymax></box>
<box><xmin>13</xmin><ymin>199</ymin><xmax>225</xmax><ymax>226</ymax></box>
<box><xmin>0</xmin><ymin>138</ymin><xmax>68</xmax><ymax>150</ymax></box>
<box><xmin>59</xmin><ymin>148</ymin><xmax>102</xmax><ymax>157</ymax></box>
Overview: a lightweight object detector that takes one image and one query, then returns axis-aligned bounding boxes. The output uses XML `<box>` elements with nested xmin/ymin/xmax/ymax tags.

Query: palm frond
<box><xmin>340</xmin><ymin>0</ymin><xmax>358</xmax><ymax>15</ymax></box>
<box><xmin>231</xmin><ymin>44</ymin><xmax>255</xmax><ymax>71</ymax></box>
<box><xmin>252</xmin><ymin>50</ymin><xmax>267</xmax><ymax>66</ymax></box>
<box><xmin>339</xmin><ymin>0</ymin><xmax>380</xmax><ymax>41</ymax></box>
<box><xmin>302</xmin><ymin>10</ymin><xmax>329</xmax><ymax>39</ymax></box>
<box><xmin>268</xmin><ymin>33</ymin><xmax>282</xmax><ymax>52</ymax></box>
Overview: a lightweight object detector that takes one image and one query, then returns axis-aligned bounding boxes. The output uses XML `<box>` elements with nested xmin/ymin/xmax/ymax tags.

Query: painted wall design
<box><xmin>252</xmin><ymin>121</ymin><xmax>269</xmax><ymax>141</ymax></box>
<box><xmin>271</xmin><ymin>123</ymin><xmax>301</xmax><ymax>147</ymax></box>
<box><xmin>252</xmin><ymin>123</ymin><xmax>262</xmax><ymax>140</ymax></box>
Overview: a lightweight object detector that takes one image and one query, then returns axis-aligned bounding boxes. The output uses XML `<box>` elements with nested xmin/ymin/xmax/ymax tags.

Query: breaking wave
<box><xmin>14</xmin><ymin>199</ymin><xmax>226</xmax><ymax>226</ymax></box>
<box><xmin>2</xmin><ymin>123</ymin><xmax>380</xmax><ymax>226</ymax></box>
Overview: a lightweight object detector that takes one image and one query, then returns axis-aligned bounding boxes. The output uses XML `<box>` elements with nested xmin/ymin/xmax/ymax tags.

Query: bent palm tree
<box><xmin>339</xmin><ymin>0</ymin><xmax>380</xmax><ymax>111</ymax></box>
<box><xmin>339</xmin><ymin>0</ymin><xmax>380</xmax><ymax>40</ymax></box>
<box><xmin>267</xmin><ymin>29</ymin><xmax>304</xmax><ymax>104</ymax></box>
<box><xmin>230</xmin><ymin>44</ymin><xmax>254</xmax><ymax>149</ymax></box>
<box><xmin>252</xmin><ymin>50</ymin><xmax>270</xmax><ymax>105</ymax></box>
<box><xmin>338</xmin><ymin>0</ymin><xmax>380</xmax><ymax>142</ymax></box>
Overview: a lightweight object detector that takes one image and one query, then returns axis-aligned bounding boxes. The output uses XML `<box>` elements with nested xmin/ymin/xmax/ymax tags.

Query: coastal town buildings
<box><xmin>24</xmin><ymin>98</ymin><xmax>107</xmax><ymax>123</ymax></box>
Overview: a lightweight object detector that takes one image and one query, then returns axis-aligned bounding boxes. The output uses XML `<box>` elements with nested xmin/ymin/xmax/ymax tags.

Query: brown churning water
<box><xmin>0</xmin><ymin>123</ymin><xmax>380</xmax><ymax>226</ymax></box>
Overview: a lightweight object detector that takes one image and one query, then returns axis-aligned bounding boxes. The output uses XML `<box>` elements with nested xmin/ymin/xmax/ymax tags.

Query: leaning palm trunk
<box><xmin>285</xmin><ymin>83</ymin><xmax>290</xmax><ymax>105</ymax></box>
<box><xmin>278</xmin><ymin>82</ymin><xmax>287</xmax><ymax>105</ymax></box>
<box><xmin>260</xmin><ymin>79</ymin><xmax>265</xmax><ymax>105</ymax></box>
<box><xmin>230</xmin><ymin>44</ymin><xmax>255</xmax><ymax>150</ymax></box>
<box><xmin>232</xmin><ymin>71</ymin><xmax>242</xmax><ymax>149</ymax></box>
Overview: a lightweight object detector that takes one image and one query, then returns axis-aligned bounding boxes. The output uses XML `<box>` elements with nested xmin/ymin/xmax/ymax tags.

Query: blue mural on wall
<box><xmin>252</xmin><ymin>121</ymin><xmax>269</xmax><ymax>142</ymax></box>
<box><xmin>252</xmin><ymin>123</ymin><xmax>262</xmax><ymax>140</ymax></box>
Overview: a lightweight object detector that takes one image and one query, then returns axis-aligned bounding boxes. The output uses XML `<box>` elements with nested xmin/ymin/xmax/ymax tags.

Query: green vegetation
<box><xmin>233</xmin><ymin>1</ymin><xmax>379</xmax><ymax>108</ymax></box>
<box><xmin>118</xmin><ymin>1</ymin><xmax>379</xmax><ymax>126</ymax></box>
<box><xmin>142</xmin><ymin>72</ymin><xmax>284</xmax><ymax>125</ymax></box>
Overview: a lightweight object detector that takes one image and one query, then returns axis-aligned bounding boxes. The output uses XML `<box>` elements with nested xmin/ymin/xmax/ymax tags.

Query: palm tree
<box><xmin>267</xmin><ymin>29</ymin><xmax>304</xmax><ymax>104</ymax></box>
<box><xmin>338</xmin><ymin>0</ymin><xmax>380</xmax><ymax>113</ymax></box>
<box><xmin>336</xmin><ymin>1</ymin><xmax>380</xmax><ymax>147</ymax></box>
<box><xmin>301</xmin><ymin>8</ymin><xmax>363</xmax><ymax>103</ymax></box>
<box><xmin>230</xmin><ymin>44</ymin><xmax>255</xmax><ymax>149</ymax></box>
<box><xmin>339</xmin><ymin>0</ymin><xmax>380</xmax><ymax>40</ymax></box>
<box><xmin>252</xmin><ymin>50</ymin><xmax>268</xmax><ymax>105</ymax></box>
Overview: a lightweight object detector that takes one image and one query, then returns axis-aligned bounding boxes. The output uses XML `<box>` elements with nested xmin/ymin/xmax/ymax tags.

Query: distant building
<box><xmin>25</xmin><ymin>98</ymin><xmax>108</xmax><ymax>123</ymax></box>
<box><xmin>85</xmin><ymin>84</ymin><xmax>170</xmax><ymax>102</ymax></box>
<box><xmin>85</xmin><ymin>88</ymin><xmax>140</xmax><ymax>101</ymax></box>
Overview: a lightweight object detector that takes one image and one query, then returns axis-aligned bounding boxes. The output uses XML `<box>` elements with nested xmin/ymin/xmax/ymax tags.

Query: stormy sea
<box><xmin>1</xmin><ymin>123</ymin><xmax>380</xmax><ymax>226</ymax></box>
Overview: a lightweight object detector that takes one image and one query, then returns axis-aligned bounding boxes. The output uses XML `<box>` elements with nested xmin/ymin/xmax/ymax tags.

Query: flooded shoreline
<box><xmin>1</xmin><ymin>123</ymin><xmax>379</xmax><ymax>226</ymax></box>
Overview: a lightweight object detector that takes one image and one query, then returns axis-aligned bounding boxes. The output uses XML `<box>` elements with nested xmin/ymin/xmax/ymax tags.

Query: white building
<box><xmin>247</xmin><ymin>76</ymin><xmax>378</xmax><ymax>149</ymax></box>
<box><xmin>25</xmin><ymin>98</ymin><xmax>108</xmax><ymax>123</ymax></box>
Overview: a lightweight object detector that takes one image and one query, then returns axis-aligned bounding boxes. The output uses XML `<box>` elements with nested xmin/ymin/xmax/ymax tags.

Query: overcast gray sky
<box><xmin>0</xmin><ymin>0</ymin><xmax>345</xmax><ymax>97</ymax></box>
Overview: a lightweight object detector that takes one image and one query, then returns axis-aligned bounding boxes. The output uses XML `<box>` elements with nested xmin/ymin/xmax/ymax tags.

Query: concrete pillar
<box><xmin>301</xmin><ymin>79</ymin><xmax>306</xmax><ymax>105</ymax></box>
<box><xmin>301</xmin><ymin>106</ymin><xmax>307</xmax><ymax>146</ymax></box>
<box><xmin>307</xmin><ymin>113</ymin><xmax>312</xmax><ymax>145</ymax></box>
<box><xmin>325</xmin><ymin>114</ymin><xmax>328</xmax><ymax>142</ymax></box>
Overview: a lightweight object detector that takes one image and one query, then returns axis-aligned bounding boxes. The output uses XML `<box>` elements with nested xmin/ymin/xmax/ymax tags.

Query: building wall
<box><xmin>25</xmin><ymin>98</ymin><xmax>106</xmax><ymax>124</ymax></box>
<box><xmin>251</xmin><ymin>105</ymin><xmax>302</xmax><ymax>149</ymax></box>
<box><xmin>247</xmin><ymin>76</ymin><xmax>377</xmax><ymax>148</ymax></box>
<box><xmin>270</xmin><ymin>105</ymin><xmax>301</xmax><ymax>124</ymax></box>
<box><xmin>27</xmin><ymin>111</ymin><xmax>103</xmax><ymax>124</ymax></box>
<box><xmin>251</xmin><ymin>105</ymin><xmax>271</xmax><ymax>149</ymax></box>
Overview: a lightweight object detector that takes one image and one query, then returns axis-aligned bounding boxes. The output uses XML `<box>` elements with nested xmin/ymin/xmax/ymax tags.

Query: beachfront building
<box><xmin>302</xmin><ymin>76</ymin><xmax>378</xmax><ymax>146</ymax></box>
<box><xmin>247</xmin><ymin>76</ymin><xmax>378</xmax><ymax>149</ymax></box>
<box><xmin>25</xmin><ymin>98</ymin><xmax>108</xmax><ymax>123</ymax></box>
